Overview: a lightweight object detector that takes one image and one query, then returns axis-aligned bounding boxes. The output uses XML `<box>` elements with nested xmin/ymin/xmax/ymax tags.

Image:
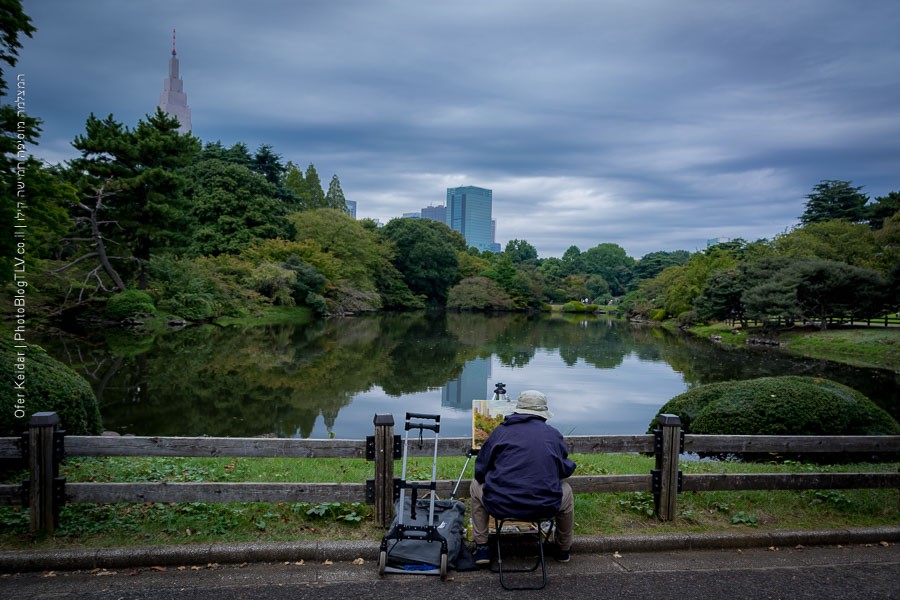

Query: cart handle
<box><xmin>405</xmin><ymin>413</ymin><xmax>441</xmax><ymax>432</ymax></box>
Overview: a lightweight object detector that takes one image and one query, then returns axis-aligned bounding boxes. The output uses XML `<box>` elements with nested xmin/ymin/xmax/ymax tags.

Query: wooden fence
<box><xmin>1</xmin><ymin>412</ymin><xmax>898</xmax><ymax>534</ymax></box>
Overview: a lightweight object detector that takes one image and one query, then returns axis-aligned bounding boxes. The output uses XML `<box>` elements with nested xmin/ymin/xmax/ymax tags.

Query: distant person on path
<box><xmin>469</xmin><ymin>390</ymin><xmax>576</xmax><ymax>565</ymax></box>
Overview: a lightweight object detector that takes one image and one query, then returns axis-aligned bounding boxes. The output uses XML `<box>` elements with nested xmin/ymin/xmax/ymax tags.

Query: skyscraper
<box><xmin>158</xmin><ymin>29</ymin><xmax>191</xmax><ymax>133</ymax></box>
<box><xmin>446</xmin><ymin>186</ymin><xmax>493</xmax><ymax>252</ymax></box>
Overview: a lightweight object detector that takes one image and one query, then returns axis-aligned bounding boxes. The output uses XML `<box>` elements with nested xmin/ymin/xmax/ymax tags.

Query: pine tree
<box><xmin>304</xmin><ymin>163</ymin><xmax>325</xmax><ymax>209</ymax></box>
<box><xmin>67</xmin><ymin>109</ymin><xmax>200</xmax><ymax>288</ymax></box>
<box><xmin>325</xmin><ymin>174</ymin><xmax>347</xmax><ymax>212</ymax></box>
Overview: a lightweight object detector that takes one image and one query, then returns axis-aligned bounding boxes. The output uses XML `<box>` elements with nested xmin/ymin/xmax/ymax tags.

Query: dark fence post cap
<box><xmin>657</xmin><ymin>413</ymin><xmax>682</xmax><ymax>426</ymax></box>
<box><xmin>373</xmin><ymin>414</ymin><xmax>395</xmax><ymax>426</ymax></box>
<box><xmin>29</xmin><ymin>412</ymin><xmax>60</xmax><ymax>426</ymax></box>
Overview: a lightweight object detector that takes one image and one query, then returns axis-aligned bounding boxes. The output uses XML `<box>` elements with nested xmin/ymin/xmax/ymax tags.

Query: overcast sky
<box><xmin>14</xmin><ymin>0</ymin><xmax>900</xmax><ymax>258</ymax></box>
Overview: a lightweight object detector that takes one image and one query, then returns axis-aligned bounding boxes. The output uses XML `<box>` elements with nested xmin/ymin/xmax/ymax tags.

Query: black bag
<box><xmin>383</xmin><ymin>497</ymin><xmax>476</xmax><ymax>572</ymax></box>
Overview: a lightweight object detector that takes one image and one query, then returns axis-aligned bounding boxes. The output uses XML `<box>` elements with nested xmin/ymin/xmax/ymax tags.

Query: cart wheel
<box><xmin>378</xmin><ymin>550</ymin><xmax>387</xmax><ymax>577</ymax></box>
<box><xmin>439</xmin><ymin>553</ymin><xmax>448</xmax><ymax>580</ymax></box>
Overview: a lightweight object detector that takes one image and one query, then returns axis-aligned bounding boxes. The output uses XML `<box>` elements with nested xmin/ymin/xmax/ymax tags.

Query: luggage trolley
<box><xmin>377</xmin><ymin>412</ymin><xmax>450</xmax><ymax>580</ymax></box>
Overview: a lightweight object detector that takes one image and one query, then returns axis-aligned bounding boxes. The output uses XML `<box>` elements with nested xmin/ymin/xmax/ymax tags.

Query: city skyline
<box><xmin>15</xmin><ymin>1</ymin><xmax>900</xmax><ymax>258</ymax></box>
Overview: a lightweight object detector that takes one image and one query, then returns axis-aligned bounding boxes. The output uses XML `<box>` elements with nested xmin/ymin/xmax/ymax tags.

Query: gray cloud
<box><xmin>15</xmin><ymin>0</ymin><xmax>900</xmax><ymax>258</ymax></box>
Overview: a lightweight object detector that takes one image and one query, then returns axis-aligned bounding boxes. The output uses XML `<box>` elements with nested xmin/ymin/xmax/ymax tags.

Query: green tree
<box><xmin>504</xmin><ymin>239</ymin><xmax>538</xmax><ymax>264</ymax></box>
<box><xmin>868</xmin><ymin>191</ymin><xmax>900</xmax><ymax>229</ymax></box>
<box><xmin>631</xmin><ymin>250</ymin><xmax>691</xmax><ymax>286</ymax></box>
<box><xmin>303</xmin><ymin>163</ymin><xmax>325</xmax><ymax>209</ymax></box>
<box><xmin>379</xmin><ymin>217</ymin><xmax>460</xmax><ymax>303</ymax></box>
<box><xmin>250</xmin><ymin>143</ymin><xmax>284</xmax><ymax>184</ymax></box>
<box><xmin>325</xmin><ymin>174</ymin><xmax>347</xmax><ymax>212</ymax></box>
<box><xmin>67</xmin><ymin>109</ymin><xmax>200</xmax><ymax>287</ymax></box>
<box><xmin>694</xmin><ymin>268</ymin><xmax>748</xmax><ymax>325</ymax></box>
<box><xmin>561</xmin><ymin>245</ymin><xmax>583</xmax><ymax>274</ymax></box>
<box><xmin>774</xmin><ymin>220</ymin><xmax>880</xmax><ymax>270</ymax></box>
<box><xmin>742</xmin><ymin>259</ymin><xmax>890</xmax><ymax>329</ymax></box>
<box><xmin>581</xmin><ymin>243</ymin><xmax>634</xmax><ymax>296</ymax></box>
<box><xmin>447</xmin><ymin>276</ymin><xmax>514</xmax><ymax>311</ymax></box>
<box><xmin>184</xmin><ymin>158</ymin><xmax>288</xmax><ymax>255</ymax></box>
<box><xmin>800</xmin><ymin>179</ymin><xmax>869</xmax><ymax>225</ymax></box>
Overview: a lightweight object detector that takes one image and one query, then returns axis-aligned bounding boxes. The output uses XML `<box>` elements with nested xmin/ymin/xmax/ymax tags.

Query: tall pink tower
<box><xmin>158</xmin><ymin>28</ymin><xmax>192</xmax><ymax>133</ymax></box>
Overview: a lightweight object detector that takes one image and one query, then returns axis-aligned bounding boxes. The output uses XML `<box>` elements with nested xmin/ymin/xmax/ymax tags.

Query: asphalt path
<box><xmin>2</xmin><ymin>542</ymin><xmax>898</xmax><ymax>599</ymax></box>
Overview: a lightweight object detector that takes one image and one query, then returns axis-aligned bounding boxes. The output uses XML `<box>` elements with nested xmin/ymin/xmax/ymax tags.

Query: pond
<box><xmin>36</xmin><ymin>312</ymin><xmax>898</xmax><ymax>440</ymax></box>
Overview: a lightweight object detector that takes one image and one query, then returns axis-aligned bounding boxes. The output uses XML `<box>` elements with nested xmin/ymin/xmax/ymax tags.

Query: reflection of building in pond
<box><xmin>442</xmin><ymin>357</ymin><xmax>491</xmax><ymax>409</ymax></box>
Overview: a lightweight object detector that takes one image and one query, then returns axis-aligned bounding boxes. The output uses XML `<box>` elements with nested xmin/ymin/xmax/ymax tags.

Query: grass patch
<box><xmin>685</xmin><ymin>322</ymin><xmax>899</xmax><ymax>369</ymax></box>
<box><xmin>1</xmin><ymin>454</ymin><xmax>897</xmax><ymax>551</ymax></box>
<box><xmin>776</xmin><ymin>327</ymin><xmax>899</xmax><ymax>370</ymax></box>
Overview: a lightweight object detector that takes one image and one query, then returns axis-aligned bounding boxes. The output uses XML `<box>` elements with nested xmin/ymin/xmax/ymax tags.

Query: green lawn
<box><xmin>1</xmin><ymin>454</ymin><xmax>896</xmax><ymax>551</ymax></box>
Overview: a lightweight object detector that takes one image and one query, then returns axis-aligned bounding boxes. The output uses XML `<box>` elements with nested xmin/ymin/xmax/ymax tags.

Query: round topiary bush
<box><xmin>652</xmin><ymin>376</ymin><xmax>899</xmax><ymax>436</ymax></box>
<box><xmin>0</xmin><ymin>337</ymin><xmax>103</xmax><ymax>437</ymax></box>
<box><xmin>106</xmin><ymin>289</ymin><xmax>156</xmax><ymax>321</ymax></box>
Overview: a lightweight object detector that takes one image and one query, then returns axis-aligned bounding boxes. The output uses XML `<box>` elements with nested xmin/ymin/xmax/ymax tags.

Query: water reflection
<box><xmin>35</xmin><ymin>312</ymin><xmax>898</xmax><ymax>439</ymax></box>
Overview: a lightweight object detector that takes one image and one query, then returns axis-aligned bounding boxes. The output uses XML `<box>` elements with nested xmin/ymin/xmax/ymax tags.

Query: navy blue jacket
<box><xmin>474</xmin><ymin>413</ymin><xmax>576</xmax><ymax>519</ymax></box>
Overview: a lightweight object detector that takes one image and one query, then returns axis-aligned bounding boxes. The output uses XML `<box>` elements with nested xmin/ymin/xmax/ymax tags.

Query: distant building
<box><xmin>402</xmin><ymin>212</ymin><xmax>422</xmax><ymax>219</ymax></box>
<box><xmin>421</xmin><ymin>204</ymin><xmax>447</xmax><ymax>224</ymax></box>
<box><xmin>158</xmin><ymin>29</ymin><xmax>192</xmax><ymax>133</ymax></box>
<box><xmin>346</xmin><ymin>200</ymin><xmax>357</xmax><ymax>219</ymax></box>
<box><xmin>706</xmin><ymin>236</ymin><xmax>731</xmax><ymax>247</ymax></box>
<box><xmin>446</xmin><ymin>186</ymin><xmax>494</xmax><ymax>252</ymax></box>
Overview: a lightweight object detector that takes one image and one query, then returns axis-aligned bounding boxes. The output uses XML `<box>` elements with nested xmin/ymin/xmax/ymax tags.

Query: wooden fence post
<box><xmin>653</xmin><ymin>414</ymin><xmax>682</xmax><ymax>522</ymax></box>
<box><xmin>27</xmin><ymin>412</ymin><xmax>64</xmax><ymax>535</ymax></box>
<box><xmin>373</xmin><ymin>414</ymin><xmax>395</xmax><ymax>527</ymax></box>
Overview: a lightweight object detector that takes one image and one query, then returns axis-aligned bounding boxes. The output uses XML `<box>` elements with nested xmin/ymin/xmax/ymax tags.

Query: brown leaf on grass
<box><xmin>150</xmin><ymin>566</ymin><xmax>167</xmax><ymax>572</ymax></box>
<box><xmin>352</xmin><ymin>558</ymin><xmax>365</xmax><ymax>565</ymax></box>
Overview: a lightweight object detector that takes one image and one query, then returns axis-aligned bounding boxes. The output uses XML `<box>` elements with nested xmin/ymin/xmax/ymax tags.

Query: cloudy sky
<box><xmin>14</xmin><ymin>0</ymin><xmax>900</xmax><ymax>258</ymax></box>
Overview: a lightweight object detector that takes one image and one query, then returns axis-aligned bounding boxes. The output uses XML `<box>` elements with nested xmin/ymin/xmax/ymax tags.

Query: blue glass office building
<box><xmin>446</xmin><ymin>186</ymin><xmax>493</xmax><ymax>252</ymax></box>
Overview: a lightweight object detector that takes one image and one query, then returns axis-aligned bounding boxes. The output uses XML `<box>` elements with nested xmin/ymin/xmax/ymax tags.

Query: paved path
<box><xmin>2</xmin><ymin>542</ymin><xmax>898</xmax><ymax>599</ymax></box>
<box><xmin>2</xmin><ymin>527</ymin><xmax>900</xmax><ymax>599</ymax></box>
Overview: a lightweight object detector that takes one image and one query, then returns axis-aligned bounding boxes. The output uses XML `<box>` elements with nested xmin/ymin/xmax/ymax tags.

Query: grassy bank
<box><xmin>686</xmin><ymin>322</ymin><xmax>899</xmax><ymax>371</ymax></box>
<box><xmin>1</xmin><ymin>454</ymin><xmax>896</xmax><ymax>551</ymax></box>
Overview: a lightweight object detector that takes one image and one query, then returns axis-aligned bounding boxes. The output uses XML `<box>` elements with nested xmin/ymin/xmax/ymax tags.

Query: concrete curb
<box><xmin>2</xmin><ymin>526</ymin><xmax>899</xmax><ymax>574</ymax></box>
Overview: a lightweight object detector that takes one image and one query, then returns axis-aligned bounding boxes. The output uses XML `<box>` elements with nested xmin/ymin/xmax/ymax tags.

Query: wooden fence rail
<box><xmin>1</xmin><ymin>412</ymin><xmax>898</xmax><ymax>534</ymax></box>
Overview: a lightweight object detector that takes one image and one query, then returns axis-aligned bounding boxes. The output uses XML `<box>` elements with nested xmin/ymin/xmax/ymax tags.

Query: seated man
<box><xmin>469</xmin><ymin>390</ymin><xmax>576</xmax><ymax>565</ymax></box>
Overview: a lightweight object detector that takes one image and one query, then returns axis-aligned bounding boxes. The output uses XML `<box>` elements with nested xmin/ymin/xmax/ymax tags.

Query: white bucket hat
<box><xmin>513</xmin><ymin>390</ymin><xmax>553</xmax><ymax>420</ymax></box>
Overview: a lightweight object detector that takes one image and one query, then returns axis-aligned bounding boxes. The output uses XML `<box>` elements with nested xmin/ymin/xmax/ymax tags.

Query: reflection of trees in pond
<box><xmin>34</xmin><ymin>313</ymin><xmax>898</xmax><ymax>436</ymax></box>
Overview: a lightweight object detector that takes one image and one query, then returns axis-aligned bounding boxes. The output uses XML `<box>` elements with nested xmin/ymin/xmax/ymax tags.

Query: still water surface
<box><xmin>38</xmin><ymin>312</ymin><xmax>898</xmax><ymax>439</ymax></box>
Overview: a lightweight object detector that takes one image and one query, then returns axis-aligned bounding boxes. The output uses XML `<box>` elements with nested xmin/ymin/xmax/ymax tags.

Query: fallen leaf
<box><xmin>239</xmin><ymin>562</ymin><xmax>248</xmax><ymax>568</ymax></box>
<box><xmin>151</xmin><ymin>566</ymin><xmax>167</xmax><ymax>572</ymax></box>
<box><xmin>352</xmin><ymin>558</ymin><xmax>365</xmax><ymax>565</ymax></box>
<box><xmin>794</xmin><ymin>545</ymin><xmax>805</xmax><ymax>551</ymax></box>
<box><xmin>95</xmin><ymin>570</ymin><xmax>116</xmax><ymax>577</ymax></box>
<box><xmin>612</xmin><ymin>552</ymin><xmax>622</xmax><ymax>558</ymax></box>
<box><xmin>323</xmin><ymin>559</ymin><xmax>333</xmax><ymax>565</ymax></box>
<box><xmin>190</xmin><ymin>566</ymin><xmax>202</xmax><ymax>571</ymax></box>
<box><xmin>42</xmin><ymin>571</ymin><xmax>57</xmax><ymax>578</ymax></box>
<box><xmin>879</xmin><ymin>541</ymin><xmax>890</xmax><ymax>547</ymax></box>
<box><xmin>293</xmin><ymin>561</ymin><xmax>305</xmax><ymax>566</ymax></box>
<box><xmin>767</xmin><ymin>546</ymin><xmax>779</xmax><ymax>552</ymax></box>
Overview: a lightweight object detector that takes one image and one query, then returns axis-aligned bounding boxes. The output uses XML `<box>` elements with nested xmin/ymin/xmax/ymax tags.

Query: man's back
<box><xmin>474</xmin><ymin>413</ymin><xmax>576</xmax><ymax>519</ymax></box>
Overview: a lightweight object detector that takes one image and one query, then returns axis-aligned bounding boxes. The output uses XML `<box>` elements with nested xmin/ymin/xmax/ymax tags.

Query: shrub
<box><xmin>561</xmin><ymin>301</ymin><xmax>585</xmax><ymax>313</ymax></box>
<box><xmin>0</xmin><ymin>337</ymin><xmax>103</xmax><ymax>437</ymax></box>
<box><xmin>652</xmin><ymin>376</ymin><xmax>899</xmax><ymax>436</ymax></box>
<box><xmin>105</xmin><ymin>290</ymin><xmax>156</xmax><ymax>321</ymax></box>
<box><xmin>447</xmin><ymin>277</ymin><xmax>514</xmax><ymax>311</ymax></box>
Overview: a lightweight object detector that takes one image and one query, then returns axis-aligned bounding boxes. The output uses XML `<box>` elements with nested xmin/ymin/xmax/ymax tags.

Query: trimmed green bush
<box><xmin>652</xmin><ymin>376</ymin><xmax>899</xmax><ymax>436</ymax></box>
<box><xmin>0</xmin><ymin>337</ymin><xmax>103</xmax><ymax>437</ymax></box>
<box><xmin>561</xmin><ymin>301</ymin><xmax>586</xmax><ymax>312</ymax></box>
<box><xmin>106</xmin><ymin>289</ymin><xmax>156</xmax><ymax>321</ymax></box>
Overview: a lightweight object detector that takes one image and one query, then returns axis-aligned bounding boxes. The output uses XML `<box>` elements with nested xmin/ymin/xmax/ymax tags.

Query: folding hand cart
<box><xmin>377</xmin><ymin>412</ymin><xmax>451</xmax><ymax>580</ymax></box>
